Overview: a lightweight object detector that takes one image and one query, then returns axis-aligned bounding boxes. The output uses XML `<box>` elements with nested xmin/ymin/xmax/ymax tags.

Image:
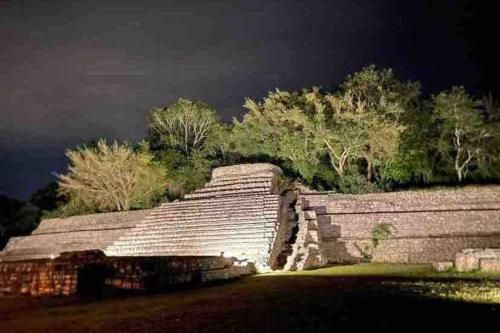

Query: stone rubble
<box><xmin>455</xmin><ymin>248</ymin><xmax>500</xmax><ymax>272</ymax></box>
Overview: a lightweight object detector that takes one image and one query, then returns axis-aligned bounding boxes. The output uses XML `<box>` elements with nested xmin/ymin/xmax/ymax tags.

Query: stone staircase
<box><xmin>105</xmin><ymin>164</ymin><xmax>287</xmax><ymax>270</ymax></box>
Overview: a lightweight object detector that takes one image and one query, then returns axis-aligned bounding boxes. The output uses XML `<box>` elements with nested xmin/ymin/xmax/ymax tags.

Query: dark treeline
<box><xmin>1</xmin><ymin>66</ymin><xmax>499</xmax><ymax>247</ymax></box>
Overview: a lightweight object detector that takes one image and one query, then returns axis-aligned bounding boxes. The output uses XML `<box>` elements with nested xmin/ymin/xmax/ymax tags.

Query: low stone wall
<box><xmin>0</xmin><ymin>260</ymin><xmax>78</xmax><ymax>296</ymax></box>
<box><xmin>0</xmin><ymin>251</ymin><xmax>255</xmax><ymax>297</ymax></box>
<box><xmin>299</xmin><ymin>186</ymin><xmax>500</xmax><ymax>265</ymax></box>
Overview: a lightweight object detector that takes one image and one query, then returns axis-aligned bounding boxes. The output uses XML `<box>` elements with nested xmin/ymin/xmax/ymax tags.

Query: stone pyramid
<box><xmin>105</xmin><ymin>163</ymin><xmax>291</xmax><ymax>270</ymax></box>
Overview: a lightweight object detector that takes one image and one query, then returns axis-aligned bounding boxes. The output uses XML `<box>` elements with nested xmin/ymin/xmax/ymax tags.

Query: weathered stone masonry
<box><xmin>0</xmin><ymin>163</ymin><xmax>284</xmax><ymax>295</ymax></box>
<box><xmin>1</xmin><ymin>209</ymin><xmax>152</xmax><ymax>262</ymax></box>
<box><xmin>300</xmin><ymin>187</ymin><xmax>500</xmax><ymax>264</ymax></box>
<box><xmin>0</xmin><ymin>251</ymin><xmax>254</xmax><ymax>296</ymax></box>
<box><xmin>106</xmin><ymin>163</ymin><xmax>294</xmax><ymax>271</ymax></box>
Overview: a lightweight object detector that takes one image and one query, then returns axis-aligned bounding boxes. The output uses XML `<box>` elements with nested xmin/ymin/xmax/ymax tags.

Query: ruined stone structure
<box><xmin>0</xmin><ymin>251</ymin><xmax>254</xmax><ymax>296</ymax></box>
<box><xmin>1</xmin><ymin>163</ymin><xmax>500</xmax><ymax>296</ymax></box>
<box><xmin>0</xmin><ymin>210</ymin><xmax>152</xmax><ymax>262</ymax></box>
<box><xmin>106</xmin><ymin>163</ymin><xmax>295</xmax><ymax>271</ymax></box>
<box><xmin>300</xmin><ymin>187</ymin><xmax>500</xmax><ymax>265</ymax></box>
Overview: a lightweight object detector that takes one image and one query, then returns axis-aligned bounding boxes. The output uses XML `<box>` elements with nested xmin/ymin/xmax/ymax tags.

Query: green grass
<box><xmin>263</xmin><ymin>263</ymin><xmax>500</xmax><ymax>280</ymax></box>
<box><xmin>1</xmin><ymin>263</ymin><xmax>499</xmax><ymax>332</ymax></box>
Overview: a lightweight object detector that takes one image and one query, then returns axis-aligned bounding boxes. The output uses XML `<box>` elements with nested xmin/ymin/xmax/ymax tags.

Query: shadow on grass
<box><xmin>1</xmin><ymin>267</ymin><xmax>499</xmax><ymax>331</ymax></box>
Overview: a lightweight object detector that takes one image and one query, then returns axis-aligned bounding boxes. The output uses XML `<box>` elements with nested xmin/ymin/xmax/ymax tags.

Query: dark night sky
<box><xmin>0</xmin><ymin>0</ymin><xmax>497</xmax><ymax>200</ymax></box>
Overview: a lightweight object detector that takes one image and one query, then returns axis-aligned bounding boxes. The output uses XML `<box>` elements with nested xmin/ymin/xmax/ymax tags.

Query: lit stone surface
<box><xmin>0</xmin><ymin>210</ymin><xmax>152</xmax><ymax>262</ymax></box>
<box><xmin>105</xmin><ymin>163</ymin><xmax>288</xmax><ymax>270</ymax></box>
<box><xmin>432</xmin><ymin>261</ymin><xmax>454</xmax><ymax>271</ymax></box>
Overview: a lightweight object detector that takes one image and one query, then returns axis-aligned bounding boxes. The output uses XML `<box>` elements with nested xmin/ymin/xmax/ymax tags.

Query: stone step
<box><xmin>128</xmin><ymin>221</ymin><xmax>278</xmax><ymax>234</ymax></box>
<box><xmin>205</xmin><ymin>178</ymin><xmax>275</xmax><ymax>189</ymax></box>
<box><xmin>191</xmin><ymin>181</ymin><xmax>273</xmax><ymax>194</ymax></box>
<box><xmin>116</xmin><ymin>234</ymin><xmax>277</xmax><ymax>246</ymax></box>
<box><xmin>107</xmin><ymin>242</ymin><xmax>271</xmax><ymax>255</ymax></box>
<box><xmin>110</xmin><ymin>236</ymin><xmax>274</xmax><ymax>247</ymax></box>
<box><xmin>118</xmin><ymin>226</ymin><xmax>276</xmax><ymax>237</ymax></box>
<box><xmin>152</xmin><ymin>196</ymin><xmax>279</xmax><ymax>211</ymax></box>
<box><xmin>121</xmin><ymin>223</ymin><xmax>278</xmax><ymax>236</ymax></box>
<box><xmin>185</xmin><ymin>188</ymin><xmax>274</xmax><ymax>199</ymax></box>
<box><xmin>144</xmin><ymin>206</ymin><xmax>278</xmax><ymax>221</ymax></box>
<box><xmin>162</xmin><ymin>194</ymin><xmax>276</xmax><ymax>205</ymax></box>
<box><xmin>140</xmin><ymin>212</ymin><xmax>279</xmax><ymax>227</ymax></box>
<box><xmin>128</xmin><ymin>224</ymin><xmax>276</xmax><ymax>237</ymax></box>
<box><xmin>149</xmin><ymin>205</ymin><xmax>278</xmax><ymax>219</ymax></box>
<box><xmin>210</xmin><ymin>173</ymin><xmax>276</xmax><ymax>183</ymax></box>
<box><xmin>112</xmin><ymin>233</ymin><xmax>276</xmax><ymax>246</ymax></box>
<box><xmin>107</xmin><ymin>243</ymin><xmax>271</xmax><ymax>255</ymax></box>
<box><xmin>106</xmin><ymin>248</ymin><xmax>267</xmax><ymax>259</ymax></box>
<box><xmin>5</xmin><ymin>233</ymin><xmax>122</xmax><ymax>248</ymax></box>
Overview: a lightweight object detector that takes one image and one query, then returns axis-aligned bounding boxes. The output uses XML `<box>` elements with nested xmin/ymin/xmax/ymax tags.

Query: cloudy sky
<box><xmin>0</xmin><ymin>0</ymin><xmax>496</xmax><ymax>199</ymax></box>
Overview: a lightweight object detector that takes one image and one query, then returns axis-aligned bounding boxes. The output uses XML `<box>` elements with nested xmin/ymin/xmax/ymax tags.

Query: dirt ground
<box><xmin>1</xmin><ymin>264</ymin><xmax>499</xmax><ymax>332</ymax></box>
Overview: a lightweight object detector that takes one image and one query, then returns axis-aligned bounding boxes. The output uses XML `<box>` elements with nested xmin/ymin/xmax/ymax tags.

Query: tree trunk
<box><xmin>367</xmin><ymin>160</ymin><xmax>373</xmax><ymax>182</ymax></box>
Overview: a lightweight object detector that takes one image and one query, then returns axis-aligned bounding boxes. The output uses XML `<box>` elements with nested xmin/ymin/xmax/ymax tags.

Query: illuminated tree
<box><xmin>337</xmin><ymin>66</ymin><xmax>420</xmax><ymax>181</ymax></box>
<box><xmin>433</xmin><ymin>87</ymin><xmax>499</xmax><ymax>182</ymax></box>
<box><xmin>149</xmin><ymin>98</ymin><xmax>221</xmax><ymax>154</ymax></box>
<box><xmin>57</xmin><ymin>140</ymin><xmax>166</xmax><ymax>211</ymax></box>
<box><xmin>232</xmin><ymin>89</ymin><xmax>323</xmax><ymax>181</ymax></box>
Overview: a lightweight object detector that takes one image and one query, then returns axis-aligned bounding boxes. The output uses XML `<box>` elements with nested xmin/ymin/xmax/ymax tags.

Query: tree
<box><xmin>149</xmin><ymin>98</ymin><xmax>221</xmax><ymax>155</ymax></box>
<box><xmin>337</xmin><ymin>66</ymin><xmax>421</xmax><ymax>182</ymax></box>
<box><xmin>433</xmin><ymin>87</ymin><xmax>498</xmax><ymax>182</ymax></box>
<box><xmin>0</xmin><ymin>195</ymin><xmax>41</xmax><ymax>249</ymax></box>
<box><xmin>148</xmin><ymin>99</ymin><xmax>234</xmax><ymax>200</ymax></box>
<box><xmin>322</xmin><ymin>93</ymin><xmax>364</xmax><ymax>177</ymax></box>
<box><xmin>232</xmin><ymin>89</ymin><xmax>324</xmax><ymax>182</ymax></box>
<box><xmin>57</xmin><ymin>139</ymin><xmax>167</xmax><ymax>212</ymax></box>
<box><xmin>29</xmin><ymin>182</ymin><xmax>62</xmax><ymax>213</ymax></box>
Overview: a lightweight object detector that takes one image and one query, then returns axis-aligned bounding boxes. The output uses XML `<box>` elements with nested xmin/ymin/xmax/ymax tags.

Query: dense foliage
<box><xmin>0</xmin><ymin>195</ymin><xmax>40</xmax><ymax>248</ymax></box>
<box><xmin>54</xmin><ymin>140</ymin><xmax>167</xmax><ymax>215</ymax></box>
<box><xmin>3</xmin><ymin>66</ymin><xmax>498</xmax><ymax>229</ymax></box>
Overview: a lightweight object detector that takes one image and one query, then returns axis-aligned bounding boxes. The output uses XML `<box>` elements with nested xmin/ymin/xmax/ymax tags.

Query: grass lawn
<box><xmin>1</xmin><ymin>264</ymin><xmax>499</xmax><ymax>332</ymax></box>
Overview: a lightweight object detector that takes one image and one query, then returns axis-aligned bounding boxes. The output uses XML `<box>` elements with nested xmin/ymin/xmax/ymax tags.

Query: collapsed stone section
<box><xmin>284</xmin><ymin>197</ymin><xmax>327</xmax><ymax>270</ymax></box>
<box><xmin>0</xmin><ymin>210</ymin><xmax>152</xmax><ymax>262</ymax></box>
<box><xmin>106</xmin><ymin>163</ymin><xmax>290</xmax><ymax>270</ymax></box>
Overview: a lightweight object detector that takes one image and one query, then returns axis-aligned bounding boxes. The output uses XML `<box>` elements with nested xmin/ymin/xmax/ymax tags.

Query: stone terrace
<box><xmin>0</xmin><ymin>210</ymin><xmax>152</xmax><ymax>262</ymax></box>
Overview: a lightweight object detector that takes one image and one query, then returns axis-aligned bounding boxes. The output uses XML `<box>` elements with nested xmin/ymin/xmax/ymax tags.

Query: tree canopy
<box><xmin>15</xmin><ymin>67</ymin><xmax>498</xmax><ymax>220</ymax></box>
<box><xmin>57</xmin><ymin>140</ymin><xmax>166</xmax><ymax>212</ymax></box>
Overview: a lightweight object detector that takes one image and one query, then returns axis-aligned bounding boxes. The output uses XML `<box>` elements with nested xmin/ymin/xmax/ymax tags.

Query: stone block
<box><xmin>455</xmin><ymin>252</ymin><xmax>479</xmax><ymax>272</ymax></box>
<box><xmin>432</xmin><ymin>261</ymin><xmax>454</xmax><ymax>271</ymax></box>
<box><xmin>479</xmin><ymin>258</ymin><xmax>500</xmax><ymax>272</ymax></box>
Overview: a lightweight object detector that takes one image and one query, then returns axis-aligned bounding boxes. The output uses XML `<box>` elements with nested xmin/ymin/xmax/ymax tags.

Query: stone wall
<box><xmin>0</xmin><ymin>251</ymin><xmax>255</xmax><ymax>297</ymax></box>
<box><xmin>0</xmin><ymin>260</ymin><xmax>78</xmax><ymax>296</ymax></box>
<box><xmin>299</xmin><ymin>186</ymin><xmax>500</xmax><ymax>265</ymax></box>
